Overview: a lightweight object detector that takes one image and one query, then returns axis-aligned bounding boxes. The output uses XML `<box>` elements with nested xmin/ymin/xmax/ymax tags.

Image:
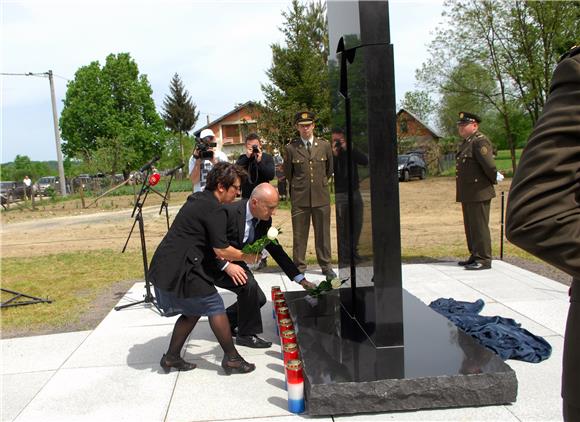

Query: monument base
<box><xmin>285</xmin><ymin>288</ymin><xmax>517</xmax><ymax>416</ymax></box>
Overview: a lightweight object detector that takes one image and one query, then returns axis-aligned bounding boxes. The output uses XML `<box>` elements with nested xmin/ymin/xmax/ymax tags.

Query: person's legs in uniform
<box><xmin>461</xmin><ymin>202</ymin><xmax>474</xmax><ymax>264</ymax></box>
<box><xmin>312</xmin><ymin>204</ymin><xmax>333</xmax><ymax>276</ymax></box>
<box><xmin>469</xmin><ymin>200</ymin><xmax>492</xmax><ymax>266</ymax></box>
<box><xmin>563</xmin><ymin>279</ymin><xmax>580</xmax><ymax>421</ymax></box>
<box><xmin>292</xmin><ymin>205</ymin><xmax>311</xmax><ymax>273</ymax></box>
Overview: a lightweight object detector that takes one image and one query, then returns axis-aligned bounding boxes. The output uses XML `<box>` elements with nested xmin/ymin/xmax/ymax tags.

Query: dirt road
<box><xmin>1</xmin><ymin>177</ymin><xmax>513</xmax><ymax>260</ymax></box>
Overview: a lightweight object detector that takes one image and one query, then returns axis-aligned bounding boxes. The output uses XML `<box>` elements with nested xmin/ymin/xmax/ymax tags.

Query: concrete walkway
<box><xmin>1</xmin><ymin>261</ymin><xmax>568</xmax><ymax>421</ymax></box>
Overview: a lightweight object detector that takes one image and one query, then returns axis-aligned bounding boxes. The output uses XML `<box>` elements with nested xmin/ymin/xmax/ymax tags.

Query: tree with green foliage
<box><xmin>260</xmin><ymin>0</ymin><xmax>329</xmax><ymax>148</ymax></box>
<box><xmin>60</xmin><ymin>53</ymin><xmax>166</xmax><ymax>176</ymax></box>
<box><xmin>398</xmin><ymin>90</ymin><xmax>435</xmax><ymax>123</ymax></box>
<box><xmin>0</xmin><ymin>155</ymin><xmax>53</xmax><ymax>182</ymax></box>
<box><xmin>161</xmin><ymin>73</ymin><xmax>199</xmax><ymax>164</ymax></box>
<box><xmin>417</xmin><ymin>0</ymin><xmax>579</xmax><ymax>173</ymax></box>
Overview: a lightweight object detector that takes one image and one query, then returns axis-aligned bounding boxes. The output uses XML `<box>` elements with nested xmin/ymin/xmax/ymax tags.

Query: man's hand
<box><xmin>299</xmin><ymin>279</ymin><xmax>317</xmax><ymax>290</ymax></box>
<box><xmin>224</xmin><ymin>263</ymin><xmax>248</xmax><ymax>286</ymax></box>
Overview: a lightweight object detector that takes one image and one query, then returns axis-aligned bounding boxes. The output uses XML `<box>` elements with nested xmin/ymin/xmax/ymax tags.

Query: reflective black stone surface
<box><xmin>285</xmin><ymin>288</ymin><xmax>518</xmax><ymax>415</ymax></box>
<box><xmin>328</xmin><ymin>0</ymin><xmax>403</xmax><ymax>346</ymax></box>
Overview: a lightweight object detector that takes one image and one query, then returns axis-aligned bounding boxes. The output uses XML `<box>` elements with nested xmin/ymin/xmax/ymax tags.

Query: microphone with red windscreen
<box><xmin>148</xmin><ymin>173</ymin><xmax>160</xmax><ymax>186</ymax></box>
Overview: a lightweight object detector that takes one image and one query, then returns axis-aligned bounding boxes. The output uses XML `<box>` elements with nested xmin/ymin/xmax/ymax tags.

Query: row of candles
<box><xmin>271</xmin><ymin>286</ymin><xmax>304</xmax><ymax>414</ymax></box>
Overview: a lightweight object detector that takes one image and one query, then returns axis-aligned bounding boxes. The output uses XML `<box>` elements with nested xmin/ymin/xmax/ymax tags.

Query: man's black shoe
<box><xmin>464</xmin><ymin>262</ymin><xmax>491</xmax><ymax>271</ymax></box>
<box><xmin>236</xmin><ymin>335</ymin><xmax>272</xmax><ymax>349</ymax></box>
<box><xmin>230</xmin><ymin>326</ymin><xmax>238</xmax><ymax>337</ymax></box>
<box><xmin>458</xmin><ymin>257</ymin><xmax>475</xmax><ymax>266</ymax></box>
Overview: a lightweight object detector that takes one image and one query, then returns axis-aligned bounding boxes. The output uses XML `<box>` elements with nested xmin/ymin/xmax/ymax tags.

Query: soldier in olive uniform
<box><xmin>284</xmin><ymin>111</ymin><xmax>335</xmax><ymax>278</ymax></box>
<box><xmin>506</xmin><ymin>45</ymin><xmax>580</xmax><ymax>421</ymax></box>
<box><xmin>456</xmin><ymin>112</ymin><xmax>497</xmax><ymax>270</ymax></box>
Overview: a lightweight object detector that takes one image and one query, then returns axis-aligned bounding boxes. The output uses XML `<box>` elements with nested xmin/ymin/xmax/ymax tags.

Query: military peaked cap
<box><xmin>457</xmin><ymin>111</ymin><xmax>482</xmax><ymax>124</ymax></box>
<box><xmin>294</xmin><ymin>111</ymin><xmax>315</xmax><ymax>125</ymax></box>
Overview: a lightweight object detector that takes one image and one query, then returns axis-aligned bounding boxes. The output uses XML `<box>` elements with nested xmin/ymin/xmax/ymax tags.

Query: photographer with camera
<box><xmin>189</xmin><ymin>129</ymin><xmax>229</xmax><ymax>193</ymax></box>
<box><xmin>235</xmin><ymin>133</ymin><xmax>275</xmax><ymax>270</ymax></box>
<box><xmin>235</xmin><ymin>133</ymin><xmax>275</xmax><ymax>199</ymax></box>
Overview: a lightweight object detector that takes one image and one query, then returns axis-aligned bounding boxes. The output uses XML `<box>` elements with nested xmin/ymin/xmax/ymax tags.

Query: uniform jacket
<box><xmin>148</xmin><ymin>190</ymin><xmax>228</xmax><ymax>298</ymax></box>
<box><xmin>284</xmin><ymin>137</ymin><xmax>333</xmax><ymax>208</ymax></box>
<box><xmin>456</xmin><ymin>131</ymin><xmax>497</xmax><ymax>202</ymax></box>
<box><xmin>506</xmin><ymin>48</ymin><xmax>580</xmax><ymax>280</ymax></box>
<box><xmin>505</xmin><ymin>46</ymin><xmax>580</xmax><ymax>407</ymax></box>
<box><xmin>217</xmin><ymin>199</ymin><xmax>301</xmax><ymax>280</ymax></box>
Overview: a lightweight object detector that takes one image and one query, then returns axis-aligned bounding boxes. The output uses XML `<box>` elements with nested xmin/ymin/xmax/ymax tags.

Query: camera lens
<box><xmin>252</xmin><ymin>145</ymin><xmax>259</xmax><ymax>153</ymax></box>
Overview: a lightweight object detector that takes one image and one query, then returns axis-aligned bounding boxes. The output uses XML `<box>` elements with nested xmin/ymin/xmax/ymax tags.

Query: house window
<box><xmin>400</xmin><ymin>118</ymin><xmax>408</xmax><ymax>134</ymax></box>
<box><xmin>222</xmin><ymin>124</ymin><xmax>240</xmax><ymax>144</ymax></box>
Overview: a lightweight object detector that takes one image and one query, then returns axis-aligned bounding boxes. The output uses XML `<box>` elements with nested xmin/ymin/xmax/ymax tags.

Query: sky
<box><xmin>1</xmin><ymin>0</ymin><xmax>445</xmax><ymax>163</ymax></box>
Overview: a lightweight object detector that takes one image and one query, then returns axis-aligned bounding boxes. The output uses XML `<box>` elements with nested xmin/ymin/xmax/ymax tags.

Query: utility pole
<box><xmin>47</xmin><ymin>70</ymin><xmax>67</xmax><ymax>197</ymax></box>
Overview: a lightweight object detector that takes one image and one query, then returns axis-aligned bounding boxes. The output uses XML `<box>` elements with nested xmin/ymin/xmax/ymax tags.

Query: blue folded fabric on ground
<box><xmin>429</xmin><ymin>298</ymin><xmax>552</xmax><ymax>363</ymax></box>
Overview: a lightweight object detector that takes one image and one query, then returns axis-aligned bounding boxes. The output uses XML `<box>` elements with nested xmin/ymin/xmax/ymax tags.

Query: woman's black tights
<box><xmin>166</xmin><ymin>315</ymin><xmax>200</xmax><ymax>357</ymax></box>
<box><xmin>166</xmin><ymin>313</ymin><xmax>237</xmax><ymax>358</ymax></box>
<box><xmin>209</xmin><ymin>313</ymin><xmax>238</xmax><ymax>358</ymax></box>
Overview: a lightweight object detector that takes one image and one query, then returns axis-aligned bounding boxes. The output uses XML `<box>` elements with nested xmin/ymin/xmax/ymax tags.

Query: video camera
<box><xmin>195</xmin><ymin>137</ymin><xmax>217</xmax><ymax>159</ymax></box>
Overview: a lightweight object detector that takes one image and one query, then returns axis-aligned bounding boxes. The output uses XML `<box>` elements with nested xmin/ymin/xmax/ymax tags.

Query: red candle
<box><xmin>281</xmin><ymin>329</ymin><xmax>296</xmax><ymax>345</ymax></box>
<box><xmin>286</xmin><ymin>359</ymin><xmax>304</xmax><ymax>384</ymax></box>
<box><xmin>276</xmin><ymin>306</ymin><xmax>290</xmax><ymax>321</ymax></box>
<box><xmin>279</xmin><ymin>318</ymin><xmax>294</xmax><ymax>335</ymax></box>
<box><xmin>271</xmin><ymin>286</ymin><xmax>281</xmax><ymax>301</ymax></box>
<box><xmin>273</xmin><ymin>291</ymin><xmax>285</xmax><ymax>302</ymax></box>
<box><xmin>274</xmin><ymin>299</ymin><xmax>286</xmax><ymax>311</ymax></box>
<box><xmin>283</xmin><ymin>342</ymin><xmax>299</xmax><ymax>366</ymax></box>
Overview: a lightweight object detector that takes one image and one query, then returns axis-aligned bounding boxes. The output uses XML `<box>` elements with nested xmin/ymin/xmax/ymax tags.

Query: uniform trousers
<box><xmin>563</xmin><ymin>278</ymin><xmax>580</xmax><ymax>421</ymax></box>
<box><xmin>291</xmin><ymin>204</ymin><xmax>332</xmax><ymax>273</ymax></box>
<box><xmin>213</xmin><ymin>268</ymin><xmax>267</xmax><ymax>336</ymax></box>
<box><xmin>461</xmin><ymin>200</ymin><xmax>492</xmax><ymax>265</ymax></box>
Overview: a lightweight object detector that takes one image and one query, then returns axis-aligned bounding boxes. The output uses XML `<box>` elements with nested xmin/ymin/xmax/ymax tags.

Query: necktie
<box><xmin>247</xmin><ymin>217</ymin><xmax>258</xmax><ymax>244</ymax></box>
<box><xmin>306</xmin><ymin>141</ymin><xmax>311</xmax><ymax>152</ymax></box>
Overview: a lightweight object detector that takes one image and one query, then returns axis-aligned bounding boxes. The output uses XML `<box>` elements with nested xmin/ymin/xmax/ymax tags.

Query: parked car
<box><xmin>398</xmin><ymin>154</ymin><xmax>427</xmax><ymax>182</ymax></box>
<box><xmin>37</xmin><ymin>176</ymin><xmax>62</xmax><ymax>195</ymax></box>
<box><xmin>0</xmin><ymin>181</ymin><xmax>27</xmax><ymax>203</ymax></box>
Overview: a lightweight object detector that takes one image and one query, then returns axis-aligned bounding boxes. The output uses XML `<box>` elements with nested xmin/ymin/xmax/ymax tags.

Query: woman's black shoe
<box><xmin>221</xmin><ymin>354</ymin><xmax>256</xmax><ymax>375</ymax></box>
<box><xmin>160</xmin><ymin>353</ymin><xmax>197</xmax><ymax>373</ymax></box>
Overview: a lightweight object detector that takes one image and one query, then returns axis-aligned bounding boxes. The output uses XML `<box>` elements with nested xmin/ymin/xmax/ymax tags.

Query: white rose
<box><xmin>330</xmin><ymin>277</ymin><xmax>342</xmax><ymax>289</ymax></box>
<box><xmin>267</xmin><ymin>227</ymin><xmax>279</xmax><ymax>241</ymax></box>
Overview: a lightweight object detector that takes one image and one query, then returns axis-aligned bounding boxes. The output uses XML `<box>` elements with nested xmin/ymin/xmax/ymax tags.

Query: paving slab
<box><xmin>1</xmin><ymin>371</ymin><xmax>54</xmax><ymax>421</ymax></box>
<box><xmin>13</xmin><ymin>364</ymin><xmax>177</xmax><ymax>422</ymax></box>
<box><xmin>0</xmin><ymin>262</ymin><xmax>568</xmax><ymax>422</ymax></box>
<box><xmin>1</xmin><ymin>331</ymin><xmax>91</xmax><ymax>375</ymax></box>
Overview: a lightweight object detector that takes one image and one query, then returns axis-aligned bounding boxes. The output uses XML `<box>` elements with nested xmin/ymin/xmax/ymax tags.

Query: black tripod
<box><xmin>158</xmin><ymin>163</ymin><xmax>184</xmax><ymax>230</ymax></box>
<box><xmin>116</xmin><ymin>168</ymin><xmax>162</xmax><ymax>312</ymax></box>
<box><xmin>1</xmin><ymin>288</ymin><xmax>52</xmax><ymax>308</ymax></box>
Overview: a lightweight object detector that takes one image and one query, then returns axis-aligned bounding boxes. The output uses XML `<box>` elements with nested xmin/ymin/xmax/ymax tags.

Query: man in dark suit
<box><xmin>214</xmin><ymin>183</ymin><xmax>316</xmax><ymax>348</ymax></box>
<box><xmin>506</xmin><ymin>45</ymin><xmax>580</xmax><ymax>421</ymax></box>
<box><xmin>284</xmin><ymin>111</ymin><xmax>335</xmax><ymax>278</ymax></box>
<box><xmin>235</xmin><ymin>132</ymin><xmax>276</xmax><ymax>270</ymax></box>
<box><xmin>455</xmin><ymin>112</ymin><xmax>497</xmax><ymax>270</ymax></box>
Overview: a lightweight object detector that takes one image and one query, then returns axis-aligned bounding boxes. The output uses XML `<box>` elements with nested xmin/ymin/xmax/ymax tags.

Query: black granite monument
<box><xmin>284</xmin><ymin>0</ymin><xmax>517</xmax><ymax>415</ymax></box>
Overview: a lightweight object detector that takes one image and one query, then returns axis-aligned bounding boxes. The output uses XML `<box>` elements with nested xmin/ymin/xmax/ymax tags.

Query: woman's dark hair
<box><xmin>205</xmin><ymin>162</ymin><xmax>247</xmax><ymax>191</ymax></box>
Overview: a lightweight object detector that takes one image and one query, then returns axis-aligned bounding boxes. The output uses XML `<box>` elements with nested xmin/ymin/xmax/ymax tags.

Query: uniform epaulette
<box><xmin>558</xmin><ymin>45</ymin><xmax>580</xmax><ymax>63</ymax></box>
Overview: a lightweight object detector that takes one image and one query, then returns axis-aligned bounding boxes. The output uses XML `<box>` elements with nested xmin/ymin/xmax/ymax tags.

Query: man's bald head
<box><xmin>250</xmin><ymin>183</ymin><xmax>279</xmax><ymax>201</ymax></box>
<box><xmin>249</xmin><ymin>183</ymin><xmax>279</xmax><ymax>221</ymax></box>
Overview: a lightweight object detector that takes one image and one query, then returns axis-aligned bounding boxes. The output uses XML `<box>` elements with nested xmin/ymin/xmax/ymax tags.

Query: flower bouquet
<box><xmin>242</xmin><ymin>226</ymin><xmax>281</xmax><ymax>254</ymax></box>
<box><xmin>306</xmin><ymin>277</ymin><xmax>349</xmax><ymax>298</ymax></box>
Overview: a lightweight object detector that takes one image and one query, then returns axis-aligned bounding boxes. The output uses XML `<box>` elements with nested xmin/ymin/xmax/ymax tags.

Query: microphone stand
<box><xmin>115</xmin><ymin>168</ymin><xmax>161</xmax><ymax>313</ymax></box>
<box><xmin>158</xmin><ymin>172</ymin><xmax>176</xmax><ymax>230</ymax></box>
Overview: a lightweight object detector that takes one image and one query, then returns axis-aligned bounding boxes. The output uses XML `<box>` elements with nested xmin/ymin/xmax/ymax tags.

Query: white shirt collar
<box><xmin>245</xmin><ymin>201</ymin><xmax>255</xmax><ymax>223</ymax></box>
<box><xmin>301</xmin><ymin>136</ymin><xmax>314</xmax><ymax>147</ymax></box>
